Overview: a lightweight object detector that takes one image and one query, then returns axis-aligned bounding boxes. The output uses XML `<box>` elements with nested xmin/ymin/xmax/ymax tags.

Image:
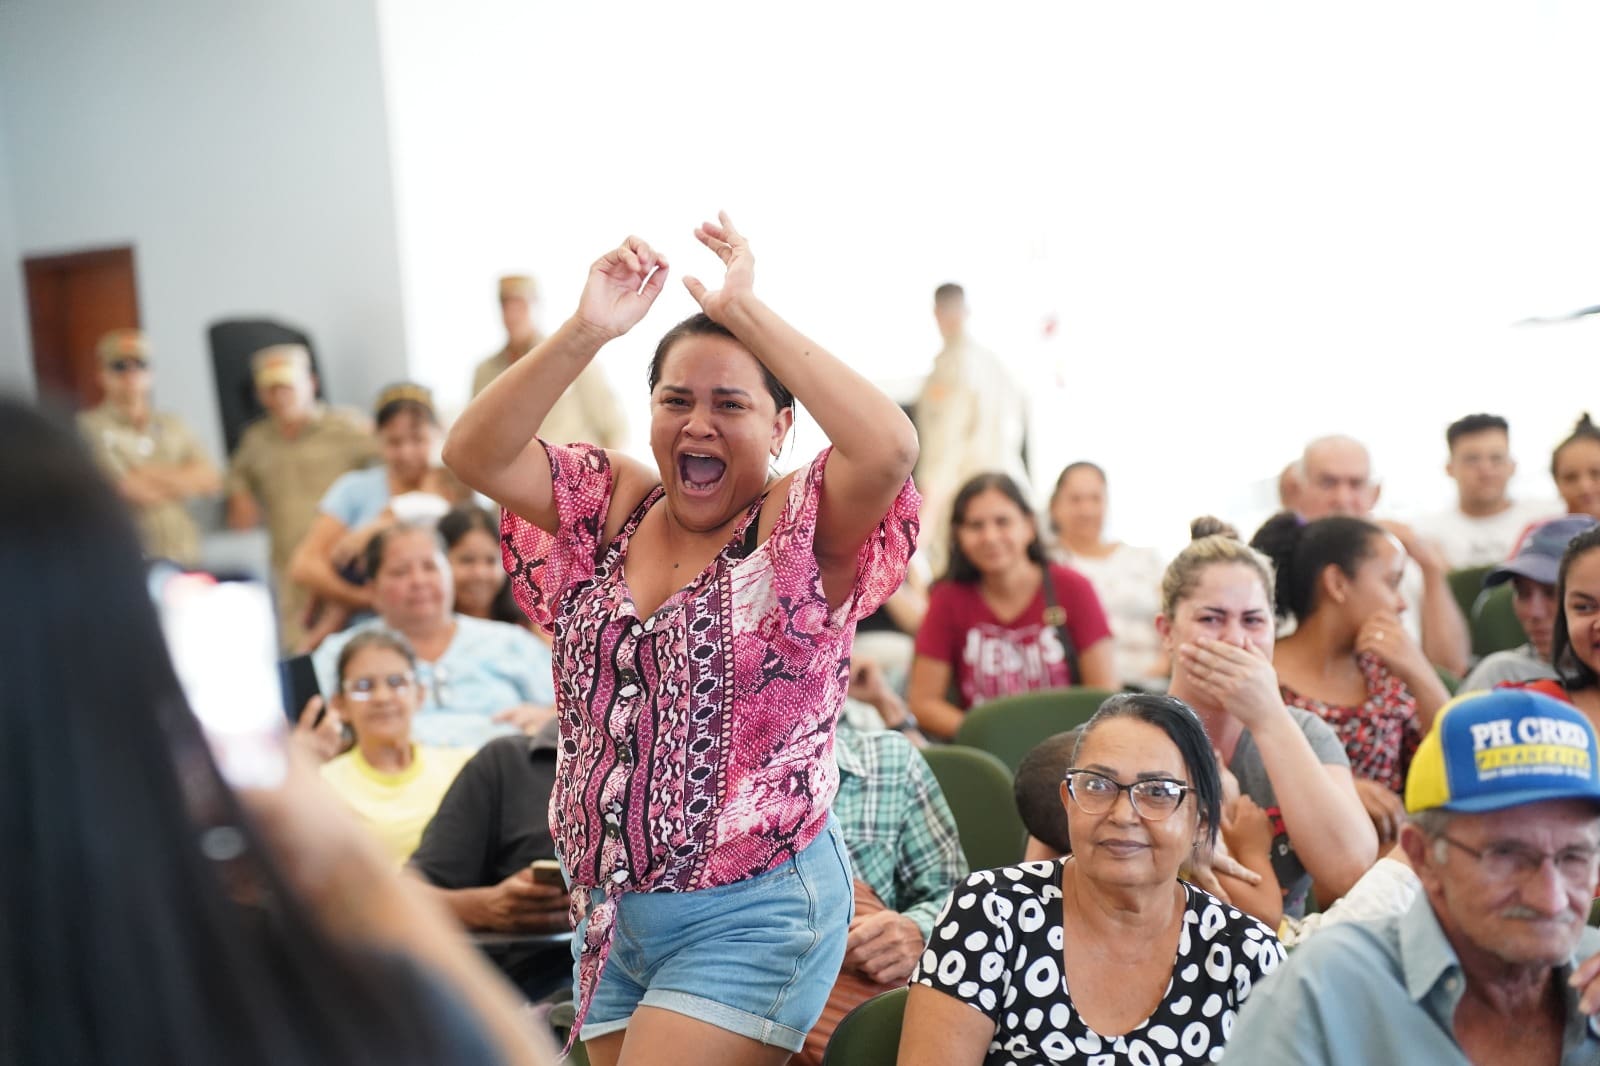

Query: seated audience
<box><xmin>76</xmin><ymin>328</ymin><xmax>220</xmax><ymax>566</ymax></box>
<box><xmin>1</xmin><ymin>397</ymin><xmax>549</xmax><ymax>1066</ymax></box>
<box><xmin>909</xmin><ymin>472</ymin><xmax>1115</xmax><ymax>740</ymax></box>
<box><xmin>899</xmin><ymin>693</ymin><xmax>1284</xmax><ymax>1065</ymax></box>
<box><xmin>1048</xmin><ymin>461</ymin><xmax>1167</xmax><ymax>689</ymax></box>
<box><xmin>1460</xmin><ymin>515</ymin><xmax>1598</xmax><ymax>692</ymax></box>
<box><xmin>439</xmin><ymin>504</ymin><xmax>532</xmax><ymax>628</ymax></box>
<box><xmin>794</xmin><ymin>708</ymin><xmax>968</xmax><ymax>1065</ymax></box>
<box><xmin>1552</xmin><ymin>413</ymin><xmax>1600</xmax><ymax>522</ymax></box>
<box><xmin>1415</xmin><ymin>414</ymin><xmax>1557</xmax><ymax>569</ymax></box>
<box><xmin>312</xmin><ymin>522</ymin><xmax>555</xmax><ymax>749</ymax></box>
<box><xmin>1163</xmin><ymin>519</ymin><xmax>1376</xmax><ymax>915</ymax></box>
<box><xmin>290</xmin><ymin>384</ymin><xmax>466</xmax><ymax>646</ymax></box>
<box><xmin>1296</xmin><ymin>434</ymin><xmax>1470</xmax><ymax>674</ymax></box>
<box><xmin>1226</xmin><ymin>689</ymin><xmax>1600</xmax><ymax>1063</ymax></box>
<box><xmin>410</xmin><ymin>721</ymin><xmax>572</xmax><ymax>1004</ymax></box>
<box><xmin>317</xmin><ymin>630</ymin><xmax>471</xmax><ymax>865</ymax></box>
<box><xmin>1253</xmin><ymin>512</ymin><xmax>1452</xmax><ymax>849</ymax></box>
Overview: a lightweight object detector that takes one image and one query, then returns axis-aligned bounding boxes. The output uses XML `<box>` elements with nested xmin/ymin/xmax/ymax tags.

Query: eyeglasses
<box><xmin>1438</xmin><ymin>833</ymin><xmax>1600</xmax><ymax>886</ymax></box>
<box><xmin>108</xmin><ymin>358</ymin><xmax>149</xmax><ymax>374</ymax></box>
<box><xmin>1064</xmin><ymin>769</ymin><xmax>1192</xmax><ymax>821</ymax></box>
<box><xmin>342</xmin><ymin>672</ymin><xmax>415</xmax><ymax>701</ymax></box>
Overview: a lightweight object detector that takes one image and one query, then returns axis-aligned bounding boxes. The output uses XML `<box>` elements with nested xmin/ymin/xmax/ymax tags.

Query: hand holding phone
<box><xmin>529</xmin><ymin>858</ymin><xmax>565</xmax><ymax>887</ymax></box>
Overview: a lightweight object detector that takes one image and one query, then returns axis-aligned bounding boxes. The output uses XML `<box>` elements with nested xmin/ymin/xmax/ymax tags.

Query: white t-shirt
<box><xmin>1053</xmin><ymin>542</ymin><xmax>1166</xmax><ymax>686</ymax></box>
<box><xmin>1414</xmin><ymin>499</ymin><xmax>1562</xmax><ymax>570</ymax></box>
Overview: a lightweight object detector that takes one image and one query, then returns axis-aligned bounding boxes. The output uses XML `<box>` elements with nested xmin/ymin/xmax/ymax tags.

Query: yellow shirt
<box><xmin>320</xmin><ymin>744</ymin><xmax>472</xmax><ymax>865</ymax></box>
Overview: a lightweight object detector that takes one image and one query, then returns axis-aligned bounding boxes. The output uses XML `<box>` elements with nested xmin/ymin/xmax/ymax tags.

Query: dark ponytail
<box><xmin>1249</xmin><ymin>511</ymin><xmax>1382</xmax><ymax>623</ymax></box>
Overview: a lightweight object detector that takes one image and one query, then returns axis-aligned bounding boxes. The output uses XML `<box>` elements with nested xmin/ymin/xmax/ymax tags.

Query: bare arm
<box><xmin>1178</xmin><ymin>639</ymin><xmax>1378</xmax><ymax>899</ymax></box>
<box><xmin>226</xmin><ymin>489</ymin><xmax>261</xmax><ymax>530</ymax></box>
<box><xmin>1076</xmin><ymin>638</ymin><xmax>1118</xmax><ymax>690</ymax></box>
<box><xmin>907</xmin><ymin>655</ymin><xmax>968</xmax><ymax>741</ymax></box>
<box><xmin>411</xmin><ymin>873</ymin><xmax>570</xmax><ymax>934</ymax></box>
<box><xmin>1380</xmin><ymin>521</ymin><xmax>1470</xmax><ymax>677</ymax></box>
<box><xmin>897</xmin><ymin>985</ymin><xmax>994</xmax><ymax>1066</ymax></box>
<box><xmin>140</xmin><ymin>456</ymin><xmax>222</xmax><ymax>499</ymax></box>
<box><xmin>443</xmin><ymin>237</ymin><xmax>669</xmax><ymax>530</ymax></box>
<box><xmin>288</xmin><ymin>514</ymin><xmax>376</xmax><ymax>610</ymax></box>
<box><xmin>684</xmin><ymin>214</ymin><xmax>919</xmax><ymax>609</ymax></box>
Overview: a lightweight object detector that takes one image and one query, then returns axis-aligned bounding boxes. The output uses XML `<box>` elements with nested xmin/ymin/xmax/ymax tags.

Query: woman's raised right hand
<box><xmin>574</xmin><ymin>236</ymin><xmax>669</xmax><ymax>340</ymax></box>
<box><xmin>1177</xmin><ymin>638</ymin><xmax>1286</xmax><ymax>732</ymax></box>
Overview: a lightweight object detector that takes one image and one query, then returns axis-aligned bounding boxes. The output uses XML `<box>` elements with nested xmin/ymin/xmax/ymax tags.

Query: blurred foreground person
<box><xmin>0</xmin><ymin>397</ymin><xmax>551</xmax><ymax>1066</ymax></box>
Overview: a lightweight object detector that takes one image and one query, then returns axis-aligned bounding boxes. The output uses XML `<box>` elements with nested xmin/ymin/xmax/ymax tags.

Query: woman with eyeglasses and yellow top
<box><xmin>314</xmin><ymin>629</ymin><xmax>472</xmax><ymax>865</ymax></box>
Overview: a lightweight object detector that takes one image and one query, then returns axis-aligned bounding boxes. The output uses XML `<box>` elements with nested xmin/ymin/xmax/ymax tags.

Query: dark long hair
<box><xmin>1552</xmin><ymin>527</ymin><xmax>1600</xmax><ymax>692</ymax></box>
<box><xmin>1073</xmin><ymin>693</ymin><xmax>1222</xmax><ymax>847</ymax></box>
<box><xmin>0</xmin><ymin>398</ymin><xmax>470</xmax><ymax>1065</ymax></box>
<box><xmin>437</xmin><ymin>504</ymin><xmax>530</xmax><ymax>627</ymax></box>
<box><xmin>648</xmin><ymin>312</ymin><xmax>794</xmax><ymax>413</ymax></box>
<box><xmin>943</xmin><ymin>472</ymin><xmax>1047</xmax><ymax>584</ymax></box>
<box><xmin>1250</xmin><ymin>511</ymin><xmax>1383</xmax><ymax>623</ymax></box>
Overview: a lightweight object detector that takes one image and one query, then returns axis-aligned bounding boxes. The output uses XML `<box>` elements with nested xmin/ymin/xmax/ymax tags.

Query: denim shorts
<box><xmin>573</xmin><ymin>814</ymin><xmax>855</xmax><ymax>1051</ymax></box>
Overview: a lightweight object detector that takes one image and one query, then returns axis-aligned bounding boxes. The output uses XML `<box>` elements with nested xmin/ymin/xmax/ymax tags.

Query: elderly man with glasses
<box><xmin>1227</xmin><ymin>688</ymin><xmax>1600</xmax><ymax>1064</ymax></box>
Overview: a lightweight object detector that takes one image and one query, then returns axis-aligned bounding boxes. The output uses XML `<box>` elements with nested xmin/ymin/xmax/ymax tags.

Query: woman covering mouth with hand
<box><xmin>444</xmin><ymin>213</ymin><xmax>920</xmax><ymax>1066</ymax></box>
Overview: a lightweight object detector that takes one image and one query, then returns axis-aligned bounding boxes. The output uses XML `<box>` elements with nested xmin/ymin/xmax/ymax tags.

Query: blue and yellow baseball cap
<box><xmin>1405</xmin><ymin>689</ymin><xmax>1600</xmax><ymax>814</ymax></box>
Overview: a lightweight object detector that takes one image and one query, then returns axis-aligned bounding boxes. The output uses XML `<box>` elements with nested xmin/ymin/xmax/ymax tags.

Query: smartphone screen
<box><xmin>154</xmin><ymin>567</ymin><xmax>288</xmax><ymax>789</ymax></box>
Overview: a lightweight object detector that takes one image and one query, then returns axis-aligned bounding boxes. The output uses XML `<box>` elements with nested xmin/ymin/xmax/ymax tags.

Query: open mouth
<box><xmin>678</xmin><ymin>452</ymin><xmax>727</xmax><ymax>493</ymax></box>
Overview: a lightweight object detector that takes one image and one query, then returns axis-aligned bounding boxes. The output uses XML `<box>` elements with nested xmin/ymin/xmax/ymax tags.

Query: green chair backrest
<box><xmin>918</xmin><ymin>745</ymin><xmax>1026</xmax><ymax>872</ymax></box>
<box><xmin>1434</xmin><ymin>664</ymin><xmax>1459</xmax><ymax>696</ymax></box>
<box><xmin>1470</xmin><ymin>582</ymin><xmax>1527</xmax><ymax>659</ymax></box>
<box><xmin>822</xmin><ymin>987</ymin><xmax>909</xmax><ymax>1066</ymax></box>
<box><xmin>953</xmin><ymin>688</ymin><xmax>1117</xmax><ymax>774</ymax></box>
<box><xmin>1448</xmin><ymin>565</ymin><xmax>1494</xmax><ymax>621</ymax></box>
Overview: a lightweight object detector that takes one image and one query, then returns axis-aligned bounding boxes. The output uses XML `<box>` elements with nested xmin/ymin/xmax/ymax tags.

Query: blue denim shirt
<box><xmin>1224</xmin><ymin>895</ymin><xmax>1600</xmax><ymax>1063</ymax></box>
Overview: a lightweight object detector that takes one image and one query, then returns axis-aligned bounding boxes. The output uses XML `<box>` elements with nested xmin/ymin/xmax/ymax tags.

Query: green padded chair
<box><xmin>1434</xmin><ymin>665</ymin><xmax>1460</xmax><ymax>696</ymax></box>
<box><xmin>919</xmin><ymin>745</ymin><xmax>1026</xmax><ymax>872</ymax></box>
<box><xmin>822</xmin><ymin>986</ymin><xmax>908</xmax><ymax>1066</ymax></box>
<box><xmin>1470</xmin><ymin>582</ymin><xmax>1527</xmax><ymax>659</ymax></box>
<box><xmin>1447</xmin><ymin>565</ymin><xmax>1494</xmax><ymax>621</ymax></box>
<box><xmin>952</xmin><ymin>688</ymin><xmax>1117</xmax><ymax>774</ymax></box>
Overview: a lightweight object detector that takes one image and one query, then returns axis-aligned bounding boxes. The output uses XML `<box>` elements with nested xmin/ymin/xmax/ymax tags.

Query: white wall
<box><xmin>0</xmin><ymin>0</ymin><xmax>409</xmax><ymax>461</ymax></box>
<box><xmin>0</xmin><ymin>84</ymin><xmax>30</xmax><ymax>393</ymax></box>
<box><xmin>379</xmin><ymin>0</ymin><xmax>1600</xmax><ymax>558</ymax></box>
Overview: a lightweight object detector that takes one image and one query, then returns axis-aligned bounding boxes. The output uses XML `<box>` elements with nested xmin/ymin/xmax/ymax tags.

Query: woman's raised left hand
<box><xmin>683</xmin><ymin>211</ymin><xmax>755</xmax><ymax>324</ymax></box>
<box><xmin>1355</xmin><ymin>610</ymin><xmax>1432</xmax><ymax>685</ymax></box>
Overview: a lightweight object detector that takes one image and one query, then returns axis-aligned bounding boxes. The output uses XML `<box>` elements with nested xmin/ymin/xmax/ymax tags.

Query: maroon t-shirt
<box><xmin>915</xmin><ymin>563</ymin><xmax>1112</xmax><ymax>709</ymax></box>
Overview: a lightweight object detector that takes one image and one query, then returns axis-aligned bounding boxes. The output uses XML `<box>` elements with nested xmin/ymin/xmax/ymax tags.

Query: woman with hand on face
<box><xmin>1161</xmin><ymin>518</ymin><xmax>1376</xmax><ymax>916</ymax></box>
<box><xmin>1249</xmin><ymin>512</ymin><xmax>1451</xmax><ymax>852</ymax></box>
<box><xmin>900</xmin><ymin>693</ymin><xmax>1285</xmax><ymax>1066</ymax></box>
<box><xmin>316</xmin><ymin>630</ymin><xmax>471</xmax><ymax>865</ymax></box>
<box><xmin>289</xmin><ymin>385</ymin><xmax>467</xmax><ymax>649</ymax></box>
<box><xmin>908</xmin><ymin>473</ymin><xmax>1117</xmax><ymax>741</ymax></box>
<box><xmin>443</xmin><ymin>214</ymin><xmax>920</xmax><ymax>1066</ymax></box>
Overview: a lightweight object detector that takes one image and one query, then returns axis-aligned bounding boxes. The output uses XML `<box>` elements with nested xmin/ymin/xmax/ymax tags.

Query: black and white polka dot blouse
<box><xmin>911</xmin><ymin>860</ymin><xmax>1285</xmax><ymax>1065</ymax></box>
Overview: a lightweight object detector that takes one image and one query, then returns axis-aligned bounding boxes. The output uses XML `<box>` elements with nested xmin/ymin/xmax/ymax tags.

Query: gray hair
<box><xmin>1409</xmin><ymin>808</ymin><xmax>1456</xmax><ymax>864</ymax></box>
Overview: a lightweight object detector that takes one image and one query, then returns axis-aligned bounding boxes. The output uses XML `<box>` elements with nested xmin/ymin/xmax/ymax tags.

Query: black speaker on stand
<box><xmin>207</xmin><ymin>319</ymin><xmax>323</xmax><ymax>456</ymax></box>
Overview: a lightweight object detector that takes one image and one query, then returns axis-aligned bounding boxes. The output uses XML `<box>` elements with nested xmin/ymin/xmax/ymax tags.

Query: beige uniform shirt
<box><xmin>914</xmin><ymin>335</ymin><xmax>1030</xmax><ymax>572</ymax></box>
<box><xmin>78</xmin><ymin>404</ymin><xmax>209</xmax><ymax>566</ymax></box>
<box><xmin>225</xmin><ymin>405</ymin><xmax>377</xmax><ymax>646</ymax></box>
<box><xmin>472</xmin><ymin>346</ymin><xmax>627</xmax><ymax>448</ymax></box>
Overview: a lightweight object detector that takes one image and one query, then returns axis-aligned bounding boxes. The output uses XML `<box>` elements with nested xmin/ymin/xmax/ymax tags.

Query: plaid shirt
<box><xmin>831</xmin><ymin>720</ymin><xmax>969</xmax><ymax>938</ymax></box>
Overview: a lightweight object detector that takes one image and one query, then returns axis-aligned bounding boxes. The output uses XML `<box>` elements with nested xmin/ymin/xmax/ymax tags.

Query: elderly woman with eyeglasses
<box><xmin>899</xmin><ymin>693</ymin><xmax>1285</xmax><ymax>1066</ymax></box>
<box><xmin>315</xmin><ymin>629</ymin><xmax>473</xmax><ymax>865</ymax></box>
<box><xmin>310</xmin><ymin>521</ymin><xmax>556</xmax><ymax>750</ymax></box>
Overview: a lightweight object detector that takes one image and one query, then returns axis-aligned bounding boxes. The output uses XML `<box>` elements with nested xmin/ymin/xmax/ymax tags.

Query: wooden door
<box><xmin>25</xmin><ymin>246</ymin><xmax>140</xmax><ymax>409</ymax></box>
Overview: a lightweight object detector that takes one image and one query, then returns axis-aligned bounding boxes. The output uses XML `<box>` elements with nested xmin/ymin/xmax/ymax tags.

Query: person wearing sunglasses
<box><xmin>77</xmin><ymin>328</ymin><xmax>219</xmax><ymax>566</ymax></box>
<box><xmin>315</xmin><ymin>628</ymin><xmax>471</xmax><ymax>865</ymax></box>
<box><xmin>901</xmin><ymin>693</ymin><xmax>1285</xmax><ymax>1066</ymax></box>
